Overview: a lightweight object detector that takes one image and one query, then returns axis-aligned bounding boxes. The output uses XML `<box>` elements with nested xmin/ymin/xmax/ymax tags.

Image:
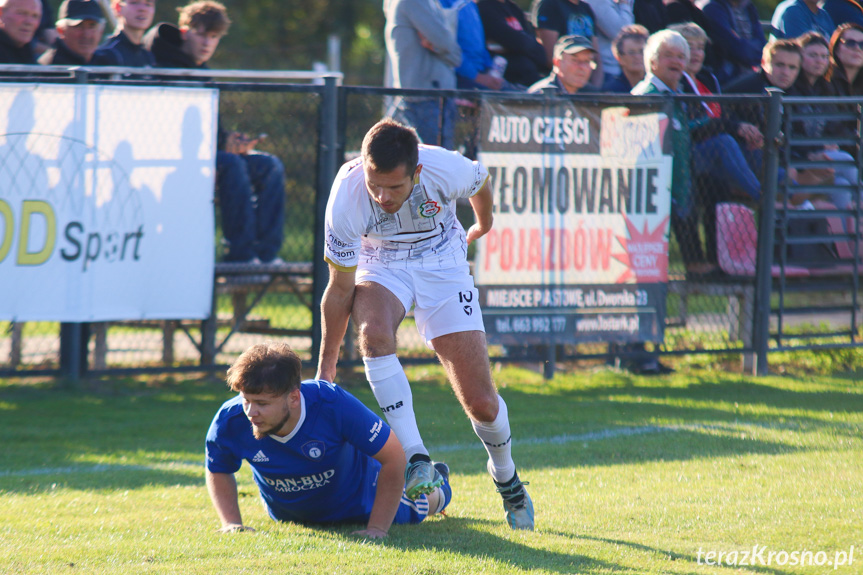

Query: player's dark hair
<box><xmin>178</xmin><ymin>1</ymin><xmax>231</xmax><ymax>35</ymax></box>
<box><xmin>361</xmin><ymin>118</ymin><xmax>419</xmax><ymax>174</ymax></box>
<box><xmin>226</xmin><ymin>342</ymin><xmax>302</xmax><ymax>396</ymax></box>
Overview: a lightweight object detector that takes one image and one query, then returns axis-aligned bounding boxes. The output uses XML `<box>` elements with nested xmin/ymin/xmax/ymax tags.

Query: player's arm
<box><xmin>353</xmin><ymin>430</ymin><xmax>406</xmax><ymax>539</ymax></box>
<box><xmin>206</xmin><ymin>468</ymin><xmax>256</xmax><ymax>533</ymax></box>
<box><xmin>466</xmin><ymin>179</ymin><xmax>494</xmax><ymax>245</ymax></box>
<box><xmin>316</xmin><ymin>263</ymin><xmax>357</xmax><ymax>382</ymax></box>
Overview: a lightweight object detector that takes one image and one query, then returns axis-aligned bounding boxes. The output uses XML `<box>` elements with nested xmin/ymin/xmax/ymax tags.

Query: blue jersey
<box><xmin>206</xmin><ymin>380</ymin><xmax>404</xmax><ymax>524</ymax></box>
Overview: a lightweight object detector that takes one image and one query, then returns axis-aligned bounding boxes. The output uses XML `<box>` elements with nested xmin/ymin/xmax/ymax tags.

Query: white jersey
<box><xmin>324</xmin><ymin>145</ymin><xmax>489</xmax><ymax>270</ymax></box>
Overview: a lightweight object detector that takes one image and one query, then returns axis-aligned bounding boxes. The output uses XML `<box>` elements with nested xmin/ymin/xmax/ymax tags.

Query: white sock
<box><xmin>364</xmin><ymin>354</ymin><xmax>427</xmax><ymax>460</ymax></box>
<box><xmin>472</xmin><ymin>395</ymin><xmax>516</xmax><ymax>483</ymax></box>
<box><xmin>430</xmin><ymin>487</ymin><xmax>448</xmax><ymax>515</ymax></box>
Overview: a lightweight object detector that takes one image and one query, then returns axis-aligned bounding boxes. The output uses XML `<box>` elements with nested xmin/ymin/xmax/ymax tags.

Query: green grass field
<box><xmin>1</xmin><ymin>364</ymin><xmax>861</xmax><ymax>574</ymax></box>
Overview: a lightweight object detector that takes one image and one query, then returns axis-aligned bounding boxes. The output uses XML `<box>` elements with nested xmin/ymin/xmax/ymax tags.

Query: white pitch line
<box><xmin>433</xmin><ymin>425</ymin><xmax>671</xmax><ymax>453</ymax></box>
<box><xmin>0</xmin><ymin>461</ymin><xmax>201</xmax><ymax>478</ymax></box>
<box><xmin>0</xmin><ymin>421</ymin><xmax>800</xmax><ymax>478</ymax></box>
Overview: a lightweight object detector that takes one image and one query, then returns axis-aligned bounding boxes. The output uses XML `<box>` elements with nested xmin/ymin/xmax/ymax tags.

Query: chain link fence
<box><xmin>2</xmin><ymin>78</ymin><xmax>862</xmax><ymax>378</ymax></box>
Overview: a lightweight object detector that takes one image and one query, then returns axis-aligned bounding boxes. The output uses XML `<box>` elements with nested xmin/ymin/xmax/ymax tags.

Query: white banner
<box><xmin>474</xmin><ymin>100</ymin><xmax>674</xmax><ymax>344</ymax></box>
<box><xmin>0</xmin><ymin>83</ymin><xmax>218</xmax><ymax>321</ymax></box>
<box><xmin>476</xmin><ymin>104</ymin><xmax>673</xmax><ymax>286</ymax></box>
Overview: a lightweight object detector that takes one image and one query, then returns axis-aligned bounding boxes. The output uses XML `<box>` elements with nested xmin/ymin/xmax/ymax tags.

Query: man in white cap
<box><xmin>528</xmin><ymin>34</ymin><xmax>599</xmax><ymax>94</ymax></box>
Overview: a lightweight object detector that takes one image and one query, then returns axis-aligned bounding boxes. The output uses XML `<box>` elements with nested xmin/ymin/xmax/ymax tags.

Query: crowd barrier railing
<box><xmin>1</xmin><ymin>68</ymin><xmax>861</xmax><ymax>379</ymax></box>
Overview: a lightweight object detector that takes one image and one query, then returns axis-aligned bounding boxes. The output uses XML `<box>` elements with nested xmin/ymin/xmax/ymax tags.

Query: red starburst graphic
<box><xmin>612</xmin><ymin>216</ymin><xmax>670</xmax><ymax>283</ymax></box>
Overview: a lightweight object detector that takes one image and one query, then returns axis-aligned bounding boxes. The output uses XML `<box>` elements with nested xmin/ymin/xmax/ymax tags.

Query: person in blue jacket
<box><xmin>205</xmin><ymin>342</ymin><xmax>452</xmax><ymax>539</ymax></box>
<box><xmin>701</xmin><ymin>0</ymin><xmax>766</xmax><ymax>84</ymax></box>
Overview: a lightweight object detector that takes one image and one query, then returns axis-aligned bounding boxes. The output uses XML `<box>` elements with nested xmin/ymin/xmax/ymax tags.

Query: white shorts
<box><xmin>356</xmin><ymin>262</ymin><xmax>485</xmax><ymax>347</ymax></box>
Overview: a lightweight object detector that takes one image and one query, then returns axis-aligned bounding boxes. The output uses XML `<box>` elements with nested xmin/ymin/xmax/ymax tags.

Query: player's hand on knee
<box><xmin>352</xmin><ymin>527</ymin><xmax>388</xmax><ymax>539</ymax></box>
<box><xmin>217</xmin><ymin>523</ymin><xmax>255</xmax><ymax>533</ymax></box>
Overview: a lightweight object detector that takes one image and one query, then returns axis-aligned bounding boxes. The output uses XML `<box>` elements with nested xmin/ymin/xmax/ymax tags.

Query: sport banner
<box><xmin>475</xmin><ymin>99</ymin><xmax>672</xmax><ymax>344</ymax></box>
<box><xmin>0</xmin><ymin>83</ymin><xmax>218</xmax><ymax>321</ymax></box>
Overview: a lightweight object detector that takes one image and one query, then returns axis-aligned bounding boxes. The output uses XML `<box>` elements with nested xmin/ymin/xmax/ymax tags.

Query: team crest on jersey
<box><xmin>417</xmin><ymin>199</ymin><xmax>441</xmax><ymax>218</ymax></box>
<box><xmin>301</xmin><ymin>440</ymin><xmax>326</xmax><ymax>460</ymax></box>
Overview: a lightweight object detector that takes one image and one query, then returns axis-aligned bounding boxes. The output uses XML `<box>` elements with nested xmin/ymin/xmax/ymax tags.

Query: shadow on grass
<box><xmin>494</xmin><ymin>375</ymin><xmax>863</xmax><ymax>443</ymax></box>
<box><xmin>0</xmin><ymin>372</ymin><xmax>858</xmax><ymax>495</ymax></box>
<box><xmin>542</xmin><ymin>427</ymin><xmax>804</xmax><ymax>470</ymax></box>
<box><xmin>0</xmin><ymin>377</ymin><xmax>227</xmax><ymax>492</ymax></box>
<box><xmin>311</xmin><ymin>517</ymin><xmax>634</xmax><ymax>575</ymax></box>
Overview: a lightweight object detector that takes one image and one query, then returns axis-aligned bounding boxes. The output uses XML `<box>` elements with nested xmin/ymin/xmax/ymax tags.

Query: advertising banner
<box><xmin>475</xmin><ymin>99</ymin><xmax>673</xmax><ymax>344</ymax></box>
<box><xmin>0</xmin><ymin>83</ymin><xmax>218</xmax><ymax>321</ymax></box>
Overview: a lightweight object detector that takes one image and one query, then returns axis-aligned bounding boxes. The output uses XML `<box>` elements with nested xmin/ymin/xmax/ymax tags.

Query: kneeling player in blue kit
<box><xmin>205</xmin><ymin>342</ymin><xmax>452</xmax><ymax>539</ymax></box>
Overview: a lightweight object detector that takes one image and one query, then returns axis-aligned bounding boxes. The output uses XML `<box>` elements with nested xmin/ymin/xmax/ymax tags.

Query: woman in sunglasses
<box><xmin>830</xmin><ymin>23</ymin><xmax>863</xmax><ymax>95</ymax></box>
<box><xmin>788</xmin><ymin>31</ymin><xmax>856</xmax><ymax>209</ymax></box>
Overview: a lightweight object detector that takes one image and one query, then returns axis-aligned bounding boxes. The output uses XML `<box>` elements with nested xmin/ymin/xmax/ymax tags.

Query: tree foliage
<box><xmin>149</xmin><ymin>0</ymin><xmax>780</xmax><ymax>85</ymax></box>
<box><xmin>151</xmin><ymin>0</ymin><xmax>385</xmax><ymax>84</ymax></box>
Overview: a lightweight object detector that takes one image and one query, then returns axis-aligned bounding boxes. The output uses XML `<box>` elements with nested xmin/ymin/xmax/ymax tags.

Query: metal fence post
<box><xmin>200</xmin><ymin>289</ymin><xmax>217</xmax><ymax>368</ymax></box>
<box><xmin>59</xmin><ymin>323</ymin><xmax>84</xmax><ymax>380</ymax></box>
<box><xmin>753</xmin><ymin>89</ymin><xmax>783</xmax><ymax>376</ymax></box>
<box><xmin>312</xmin><ymin>76</ymin><xmax>339</xmax><ymax>369</ymax></box>
<box><xmin>57</xmin><ymin>68</ymin><xmax>92</xmax><ymax>381</ymax></box>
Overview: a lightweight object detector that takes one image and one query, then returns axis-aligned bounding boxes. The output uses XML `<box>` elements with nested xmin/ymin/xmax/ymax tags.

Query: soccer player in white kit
<box><xmin>315</xmin><ymin>118</ymin><xmax>534</xmax><ymax>530</ymax></box>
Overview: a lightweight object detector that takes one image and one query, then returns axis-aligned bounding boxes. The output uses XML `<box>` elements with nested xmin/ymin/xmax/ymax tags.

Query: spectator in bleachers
<box><xmin>384</xmin><ymin>0</ymin><xmax>460</xmax><ymax>149</ymax></box>
<box><xmin>771</xmin><ymin>0</ymin><xmax>836</xmax><ymax>41</ymax></box>
<box><xmin>674</xmin><ymin>22</ymin><xmax>763</xmax><ymax>267</ymax></box>
<box><xmin>144</xmin><ymin>1</ymin><xmax>222</xmax><ymax>69</ymax></box>
<box><xmin>795</xmin><ymin>30</ymin><xmax>835</xmax><ymax>96</ymax></box>
<box><xmin>700</xmin><ymin>0</ymin><xmax>765</xmax><ymax>85</ymax></box>
<box><xmin>33</xmin><ymin>0</ymin><xmax>57</xmax><ymax>55</ymax></box>
<box><xmin>725</xmin><ymin>39</ymin><xmax>802</xmax><ymax>95</ymax></box>
<box><xmin>602</xmin><ymin>23</ymin><xmax>647</xmax><ymax>91</ymax></box>
<box><xmin>670</xmin><ymin>22</ymin><xmax>720</xmax><ymax>114</ymax></box>
<box><xmin>664</xmin><ymin>0</ymin><xmax>707</xmax><ymax>29</ymax></box>
<box><xmin>631</xmin><ymin>31</ymin><xmax>689</xmax><ymax>201</ymax></box>
<box><xmin>39</xmin><ymin>0</ymin><xmax>104</xmax><ymax>65</ymax></box>
<box><xmin>788</xmin><ymin>31</ymin><xmax>857</xmax><ymax>208</ymax></box>
<box><xmin>145</xmin><ymin>1</ymin><xmax>287</xmax><ymax>265</ymax></box>
<box><xmin>633</xmin><ymin>0</ymin><xmax>665</xmax><ymax>33</ymax></box>
<box><xmin>531</xmin><ymin>0</ymin><xmax>604</xmax><ymax>85</ymax></box>
<box><xmin>823</xmin><ymin>0</ymin><xmax>863</xmax><ymax>28</ymax></box>
<box><xmin>828</xmin><ymin>22</ymin><xmax>863</xmax><ymax>192</ymax></box>
<box><xmin>440</xmin><ymin>0</ymin><xmax>519</xmax><ymax>90</ymax></box>
<box><xmin>0</xmin><ymin>0</ymin><xmax>42</xmax><ymax>63</ymax></box>
<box><xmin>91</xmin><ymin>0</ymin><xmax>155</xmax><ymax>67</ymax></box>
<box><xmin>586</xmin><ymin>0</ymin><xmax>634</xmax><ymax>84</ymax></box>
<box><xmin>631</xmin><ymin>30</ymin><xmax>700</xmax><ymax>270</ymax></box>
<box><xmin>477</xmin><ymin>0</ymin><xmax>548</xmax><ymax>86</ymax></box>
<box><xmin>663</xmin><ymin>0</ymin><xmax>715</xmax><ymax>68</ymax></box>
<box><xmin>726</xmin><ymin>41</ymin><xmax>836</xmax><ymax>189</ymax></box>
<box><xmin>830</xmin><ymin>22</ymin><xmax>863</xmax><ymax>94</ymax></box>
<box><xmin>528</xmin><ymin>34</ymin><xmax>599</xmax><ymax>93</ymax></box>
<box><xmin>633</xmin><ymin>30</ymin><xmax>762</xmax><ymax>272</ymax></box>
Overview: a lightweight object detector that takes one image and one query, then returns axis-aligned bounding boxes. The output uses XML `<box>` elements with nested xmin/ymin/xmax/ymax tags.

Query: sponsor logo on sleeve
<box><xmin>369</xmin><ymin>420</ymin><xmax>383</xmax><ymax>442</ymax></box>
